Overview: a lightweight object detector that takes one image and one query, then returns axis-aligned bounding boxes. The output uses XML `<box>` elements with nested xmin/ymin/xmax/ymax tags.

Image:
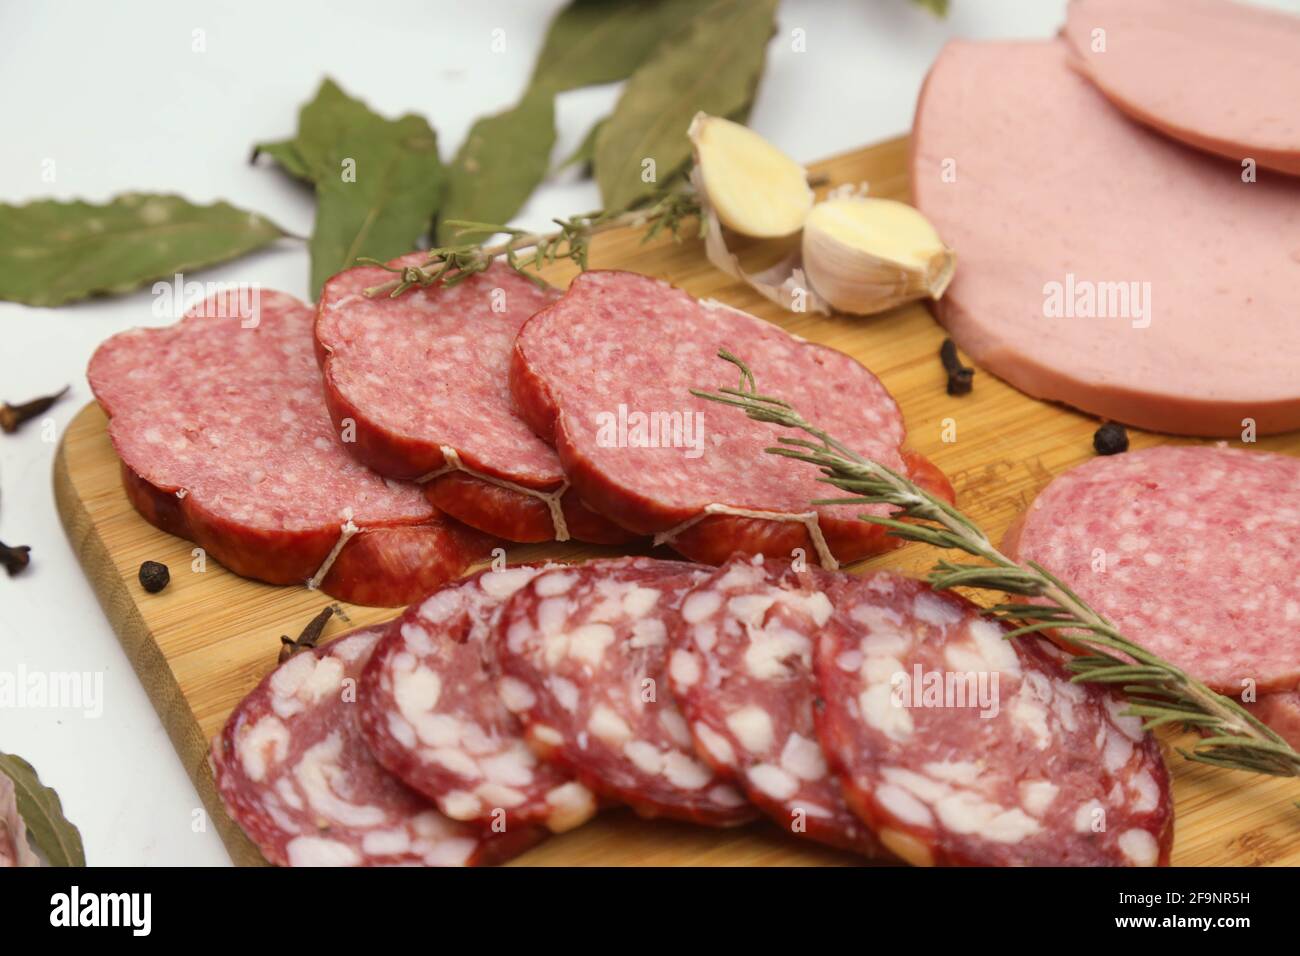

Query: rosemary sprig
<box><xmin>692</xmin><ymin>350</ymin><xmax>1300</xmax><ymax>779</ymax></box>
<box><xmin>362</xmin><ymin>189</ymin><xmax>703</xmax><ymax>298</ymax></box>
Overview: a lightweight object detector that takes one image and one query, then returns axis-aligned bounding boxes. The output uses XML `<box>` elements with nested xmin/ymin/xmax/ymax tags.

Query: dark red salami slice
<box><xmin>495</xmin><ymin>557</ymin><xmax>755</xmax><ymax>825</ymax></box>
<box><xmin>509</xmin><ymin>270</ymin><xmax>954</xmax><ymax>567</ymax></box>
<box><xmin>669</xmin><ymin>556</ymin><xmax>887</xmax><ymax>857</ymax></box>
<box><xmin>316</xmin><ymin>256</ymin><xmax>629</xmax><ymax>545</ymax></box>
<box><xmin>814</xmin><ymin>573</ymin><xmax>1173</xmax><ymax>867</ymax></box>
<box><xmin>1003</xmin><ymin>445</ymin><xmax>1300</xmax><ymax>694</ymax></box>
<box><xmin>88</xmin><ymin>289</ymin><xmax>492</xmax><ymax>607</ymax></box>
<box><xmin>212</xmin><ymin>626</ymin><xmax>541</xmax><ymax>866</ymax></box>
<box><xmin>359</xmin><ymin>567</ymin><xmax>597</xmax><ymax>832</ymax></box>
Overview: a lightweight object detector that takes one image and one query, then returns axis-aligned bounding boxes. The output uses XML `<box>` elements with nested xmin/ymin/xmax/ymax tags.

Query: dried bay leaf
<box><xmin>437</xmin><ymin>89</ymin><xmax>556</xmax><ymax>243</ymax></box>
<box><xmin>595</xmin><ymin>0</ymin><xmax>778</xmax><ymax>211</ymax></box>
<box><xmin>530</xmin><ymin>0</ymin><xmax>704</xmax><ymax>94</ymax></box>
<box><xmin>281</xmin><ymin>79</ymin><xmax>445</xmax><ymax>296</ymax></box>
<box><xmin>250</xmin><ymin>139</ymin><xmax>312</xmax><ymax>182</ymax></box>
<box><xmin>557</xmin><ymin>118</ymin><xmax>606</xmax><ymax>176</ymax></box>
<box><xmin>911</xmin><ymin>0</ymin><xmax>950</xmax><ymax>16</ymax></box>
<box><xmin>0</xmin><ymin>194</ymin><xmax>286</xmax><ymax>308</ymax></box>
<box><xmin>0</xmin><ymin>752</ymin><xmax>84</xmax><ymax>867</ymax></box>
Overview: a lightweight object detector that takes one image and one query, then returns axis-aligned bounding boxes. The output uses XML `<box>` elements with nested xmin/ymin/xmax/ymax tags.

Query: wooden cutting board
<box><xmin>54</xmin><ymin>136</ymin><xmax>1300</xmax><ymax>866</ymax></box>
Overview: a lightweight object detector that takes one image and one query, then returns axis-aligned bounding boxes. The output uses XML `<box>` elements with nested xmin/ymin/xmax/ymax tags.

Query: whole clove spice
<box><xmin>0</xmin><ymin>386</ymin><xmax>69</xmax><ymax>434</ymax></box>
<box><xmin>939</xmin><ymin>339</ymin><xmax>974</xmax><ymax>396</ymax></box>
<box><xmin>138</xmin><ymin>560</ymin><xmax>170</xmax><ymax>593</ymax></box>
<box><xmin>0</xmin><ymin>541</ymin><xmax>32</xmax><ymax>576</ymax></box>
<box><xmin>278</xmin><ymin>606</ymin><xmax>335</xmax><ymax>664</ymax></box>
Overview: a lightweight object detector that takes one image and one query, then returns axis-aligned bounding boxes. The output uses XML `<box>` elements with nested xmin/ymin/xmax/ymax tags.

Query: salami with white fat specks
<box><xmin>212</xmin><ymin>626</ymin><xmax>541</xmax><ymax>867</ymax></box>
<box><xmin>509</xmin><ymin>270</ymin><xmax>953</xmax><ymax>567</ymax></box>
<box><xmin>88</xmin><ymin>289</ymin><xmax>492</xmax><ymax>607</ymax></box>
<box><xmin>495</xmin><ymin>557</ymin><xmax>756</xmax><ymax>826</ymax></box>
<box><xmin>316</xmin><ymin>256</ymin><xmax>630</xmax><ymax>545</ymax></box>
<box><xmin>358</xmin><ymin>567</ymin><xmax>597</xmax><ymax>832</ymax></box>
<box><xmin>814</xmin><ymin>574</ymin><xmax>1173</xmax><ymax>867</ymax></box>
<box><xmin>1003</xmin><ymin>445</ymin><xmax>1300</xmax><ymax>694</ymax></box>
<box><xmin>669</xmin><ymin>556</ymin><xmax>887</xmax><ymax>857</ymax></box>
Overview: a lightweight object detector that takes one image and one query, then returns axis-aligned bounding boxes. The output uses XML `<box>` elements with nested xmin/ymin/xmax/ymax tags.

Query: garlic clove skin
<box><xmin>801</xmin><ymin>197</ymin><xmax>955</xmax><ymax>315</ymax></box>
<box><xmin>689</xmin><ymin>112</ymin><xmax>813</xmax><ymax>240</ymax></box>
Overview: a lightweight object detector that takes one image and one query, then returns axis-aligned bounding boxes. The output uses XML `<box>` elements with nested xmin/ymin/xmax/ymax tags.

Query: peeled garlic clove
<box><xmin>689</xmin><ymin>112</ymin><xmax>813</xmax><ymax>239</ymax></box>
<box><xmin>801</xmin><ymin>197</ymin><xmax>955</xmax><ymax>315</ymax></box>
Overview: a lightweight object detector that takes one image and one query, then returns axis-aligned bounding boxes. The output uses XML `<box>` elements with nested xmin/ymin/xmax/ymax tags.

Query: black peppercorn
<box><xmin>138</xmin><ymin>560</ymin><xmax>170</xmax><ymax>593</ymax></box>
<box><xmin>1093</xmin><ymin>423</ymin><xmax>1129</xmax><ymax>456</ymax></box>
<box><xmin>939</xmin><ymin>339</ymin><xmax>974</xmax><ymax>396</ymax></box>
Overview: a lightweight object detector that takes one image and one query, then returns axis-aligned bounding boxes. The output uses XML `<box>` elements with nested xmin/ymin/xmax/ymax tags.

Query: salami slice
<box><xmin>813</xmin><ymin>573</ymin><xmax>1173</xmax><ymax>867</ymax></box>
<box><xmin>510</xmin><ymin>270</ymin><xmax>953</xmax><ymax>567</ymax></box>
<box><xmin>358</xmin><ymin>567</ymin><xmax>597</xmax><ymax>832</ymax></box>
<box><xmin>1002</xmin><ymin>445</ymin><xmax>1300</xmax><ymax>694</ymax></box>
<box><xmin>495</xmin><ymin>557</ymin><xmax>756</xmax><ymax>825</ymax></box>
<box><xmin>1247</xmin><ymin>691</ymin><xmax>1300</xmax><ymax>752</ymax></box>
<box><xmin>669</xmin><ymin>556</ymin><xmax>886</xmax><ymax>857</ymax></box>
<box><xmin>88</xmin><ymin>289</ymin><xmax>492</xmax><ymax>607</ymax></box>
<box><xmin>317</xmin><ymin>257</ymin><xmax>630</xmax><ymax>545</ymax></box>
<box><xmin>212</xmin><ymin>626</ymin><xmax>541</xmax><ymax>866</ymax></box>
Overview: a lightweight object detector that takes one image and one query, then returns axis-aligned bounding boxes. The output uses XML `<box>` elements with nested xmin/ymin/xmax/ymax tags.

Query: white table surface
<box><xmin>1</xmin><ymin>0</ymin><xmax>1255</xmax><ymax>865</ymax></box>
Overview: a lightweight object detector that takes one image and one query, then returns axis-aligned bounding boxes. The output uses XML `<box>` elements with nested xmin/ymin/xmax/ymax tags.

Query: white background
<box><xmin>0</xmin><ymin>0</ymin><xmax>1289</xmax><ymax>866</ymax></box>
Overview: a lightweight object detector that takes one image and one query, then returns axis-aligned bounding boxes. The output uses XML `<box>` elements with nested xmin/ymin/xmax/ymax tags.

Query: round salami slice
<box><xmin>212</xmin><ymin>626</ymin><xmax>540</xmax><ymax>867</ymax></box>
<box><xmin>358</xmin><ymin>567</ymin><xmax>597</xmax><ymax>832</ymax></box>
<box><xmin>88</xmin><ymin>288</ymin><xmax>492</xmax><ymax>607</ymax></box>
<box><xmin>669</xmin><ymin>556</ymin><xmax>887</xmax><ymax>857</ymax></box>
<box><xmin>495</xmin><ymin>557</ymin><xmax>755</xmax><ymax>825</ymax></box>
<box><xmin>316</xmin><ymin>256</ymin><xmax>630</xmax><ymax>545</ymax></box>
<box><xmin>1003</xmin><ymin>445</ymin><xmax>1300</xmax><ymax>694</ymax></box>
<box><xmin>509</xmin><ymin>270</ymin><xmax>953</xmax><ymax>567</ymax></box>
<box><xmin>814</xmin><ymin>573</ymin><xmax>1173</xmax><ymax>867</ymax></box>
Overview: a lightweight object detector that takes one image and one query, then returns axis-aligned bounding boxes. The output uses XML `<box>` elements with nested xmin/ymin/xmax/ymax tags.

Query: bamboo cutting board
<box><xmin>54</xmin><ymin>137</ymin><xmax>1300</xmax><ymax>866</ymax></box>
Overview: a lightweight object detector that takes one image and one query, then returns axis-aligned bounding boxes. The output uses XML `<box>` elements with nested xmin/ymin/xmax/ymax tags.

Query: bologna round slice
<box><xmin>669</xmin><ymin>556</ymin><xmax>885</xmax><ymax>857</ymax></box>
<box><xmin>912</xmin><ymin>40</ymin><xmax>1300</xmax><ymax>436</ymax></box>
<box><xmin>510</xmin><ymin>270</ymin><xmax>953</xmax><ymax>566</ymax></box>
<box><xmin>814</xmin><ymin>573</ymin><xmax>1173</xmax><ymax>867</ymax></box>
<box><xmin>358</xmin><ymin>566</ymin><xmax>597</xmax><ymax>832</ymax></box>
<box><xmin>1003</xmin><ymin>445</ymin><xmax>1300</xmax><ymax>694</ymax></box>
<box><xmin>88</xmin><ymin>289</ymin><xmax>491</xmax><ymax>607</ymax></box>
<box><xmin>1065</xmin><ymin>0</ymin><xmax>1300</xmax><ymax>175</ymax></box>
<box><xmin>495</xmin><ymin>557</ymin><xmax>755</xmax><ymax>825</ymax></box>
<box><xmin>317</xmin><ymin>256</ymin><xmax>629</xmax><ymax>545</ymax></box>
<box><xmin>211</xmin><ymin>626</ymin><xmax>540</xmax><ymax>866</ymax></box>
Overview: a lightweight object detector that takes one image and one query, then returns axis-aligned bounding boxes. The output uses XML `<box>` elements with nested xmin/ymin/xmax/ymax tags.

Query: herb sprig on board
<box><xmin>692</xmin><ymin>350</ymin><xmax>1300</xmax><ymax>780</ymax></box>
<box><xmin>362</xmin><ymin>189</ymin><xmax>703</xmax><ymax>297</ymax></box>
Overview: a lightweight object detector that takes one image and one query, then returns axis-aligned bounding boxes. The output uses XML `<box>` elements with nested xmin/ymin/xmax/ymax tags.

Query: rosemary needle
<box><xmin>692</xmin><ymin>349</ymin><xmax>1300</xmax><ymax>780</ymax></box>
<box><xmin>360</xmin><ymin>190</ymin><xmax>704</xmax><ymax>298</ymax></box>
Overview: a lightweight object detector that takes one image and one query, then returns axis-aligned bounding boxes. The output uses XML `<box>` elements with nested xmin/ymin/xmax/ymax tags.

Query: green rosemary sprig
<box><xmin>362</xmin><ymin>189</ymin><xmax>703</xmax><ymax>298</ymax></box>
<box><xmin>692</xmin><ymin>349</ymin><xmax>1300</xmax><ymax>779</ymax></box>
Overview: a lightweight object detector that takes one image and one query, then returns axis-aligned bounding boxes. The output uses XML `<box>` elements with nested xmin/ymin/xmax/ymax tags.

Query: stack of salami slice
<box><xmin>212</xmin><ymin>554</ymin><xmax>1175</xmax><ymax>867</ymax></box>
<box><xmin>89</xmin><ymin>260</ymin><xmax>949</xmax><ymax>607</ymax></box>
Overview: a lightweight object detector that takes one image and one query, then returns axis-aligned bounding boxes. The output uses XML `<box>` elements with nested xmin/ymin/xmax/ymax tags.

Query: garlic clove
<box><xmin>689</xmin><ymin>112</ymin><xmax>813</xmax><ymax>240</ymax></box>
<box><xmin>801</xmin><ymin>197</ymin><xmax>955</xmax><ymax>315</ymax></box>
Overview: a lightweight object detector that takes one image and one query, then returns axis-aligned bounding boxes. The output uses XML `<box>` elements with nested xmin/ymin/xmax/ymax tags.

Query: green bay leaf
<box><xmin>557</xmin><ymin>118</ymin><xmax>606</xmax><ymax>176</ymax></box>
<box><xmin>530</xmin><ymin>0</ymin><xmax>705</xmax><ymax>94</ymax></box>
<box><xmin>911</xmin><ymin>0</ymin><xmax>950</xmax><ymax>16</ymax></box>
<box><xmin>250</xmin><ymin>139</ymin><xmax>312</xmax><ymax>182</ymax></box>
<box><xmin>437</xmin><ymin>89</ymin><xmax>556</xmax><ymax>243</ymax></box>
<box><xmin>0</xmin><ymin>194</ymin><xmax>285</xmax><ymax>308</ymax></box>
<box><xmin>0</xmin><ymin>752</ymin><xmax>85</xmax><ymax>867</ymax></box>
<box><xmin>283</xmin><ymin>79</ymin><xmax>445</xmax><ymax>297</ymax></box>
<box><xmin>594</xmin><ymin>0</ymin><xmax>778</xmax><ymax>211</ymax></box>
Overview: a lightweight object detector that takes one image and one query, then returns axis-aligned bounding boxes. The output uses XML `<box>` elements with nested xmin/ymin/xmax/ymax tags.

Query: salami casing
<box><xmin>510</xmin><ymin>270</ymin><xmax>953</xmax><ymax>567</ymax></box>
<box><xmin>211</xmin><ymin>626</ymin><xmax>540</xmax><ymax>866</ymax></box>
<box><xmin>1003</xmin><ymin>445</ymin><xmax>1300</xmax><ymax>694</ymax></box>
<box><xmin>495</xmin><ymin>557</ymin><xmax>756</xmax><ymax>825</ymax></box>
<box><xmin>814</xmin><ymin>573</ymin><xmax>1173</xmax><ymax>867</ymax></box>
<box><xmin>669</xmin><ymin>556</ymin><xmax>886</xmax><ymax>856</ymax></box>
<box><xmin>88</xmin><ymin>289</ymin><xmax>492</xmax><ymax>607</ymax></box>
<box><xmin>359</xmin><ymin>567</ymin><xmax>597</xmax><ymax>832</ymax></box>
<box><xmin>317</xmin><ymin>257</ymin><xmax>630</xmax><ymax>545</ymax></box>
